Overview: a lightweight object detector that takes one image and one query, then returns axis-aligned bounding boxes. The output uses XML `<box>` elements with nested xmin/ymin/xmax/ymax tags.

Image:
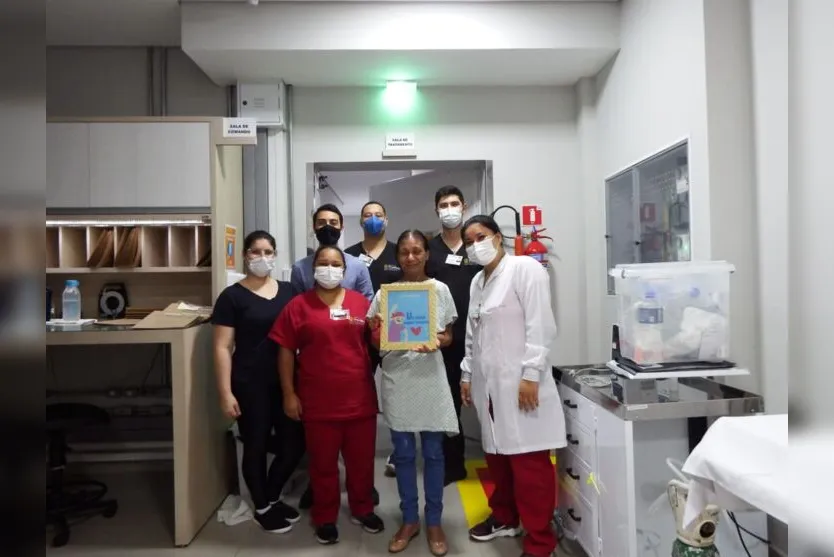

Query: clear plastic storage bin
<box><xmin>609</xmin><ymin>261</ymin><xmax>735</xmax><ymax>365</ymax></box>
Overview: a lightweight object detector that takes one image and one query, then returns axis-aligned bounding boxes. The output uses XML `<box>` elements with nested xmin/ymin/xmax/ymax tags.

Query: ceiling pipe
<box><xmin>161</xmin><ymin>47</ymin><xmax>168</xmax><ymax>116</ymax></box>
<box><xmin>146</xmin><ymin>47</ymin><xmax>155</xmax><ymax>116</ymax></box>
<box><xmin>285</xmin><ymin>83</ymin><xmax>296</xmax><ymax>259</ymax></box>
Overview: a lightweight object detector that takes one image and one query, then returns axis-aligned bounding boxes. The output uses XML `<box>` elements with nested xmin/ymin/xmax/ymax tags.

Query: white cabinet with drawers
<box><xmin>556</xmin><ymin>369</ymin><xmax>768</xmax><ymax>557</ymax></box>
<box><xmin>47</xmin><ymin>122</ymin><xmax>211</xmax><ymax>210</ymax></box>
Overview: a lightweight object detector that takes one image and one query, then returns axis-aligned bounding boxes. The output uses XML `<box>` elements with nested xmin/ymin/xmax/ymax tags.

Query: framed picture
<box><xmin>379</xmin><ymin>282</ymin><xmax>438</xmax><ymax>351</ymax></box>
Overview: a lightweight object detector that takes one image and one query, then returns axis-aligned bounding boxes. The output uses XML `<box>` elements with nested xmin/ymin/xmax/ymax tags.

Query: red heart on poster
<box><xmin>410</xmin><ymin>327</ymin><xmax>422</xmax><ymax>336</ymax></box>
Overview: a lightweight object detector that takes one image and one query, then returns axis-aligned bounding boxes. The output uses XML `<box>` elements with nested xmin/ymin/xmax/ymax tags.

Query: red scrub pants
<box><xmin>304</xmin><ymin>416</ymin><xmax>377</xmax><ymax>526</ymax></box>
<box><xmin>485</xmin><ymin>450</ymin><xmax>557</xmax><ymax>557</ymax></box>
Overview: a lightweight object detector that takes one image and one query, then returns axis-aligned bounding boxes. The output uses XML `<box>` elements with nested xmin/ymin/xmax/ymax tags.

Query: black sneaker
<box><xmin>350</xmin><ymin>512</ymin><xmax>385</xmax><ymax>534</ymax></box>
<box><xmin>270</xmin><ymin>500</ymin><xmax>301</xmax><ymax>524</ymax></box>
<box><xmin>469</xmin><ymin>515</ymin><xmax>521</xmax><ymax>542</ymax></box>
<box><xmin>254</xmin><ymin>506</ymin><xmax>293</xmax><ymax>534</ymax></box>
<box><xmin>384</xmin><ymin>454</ymin><xmax>396</xmax><ymax>477</ymax></box>
<box><xmin>315</xmin><ymin>523</ymin><xmax>339</xmax><ymax>545</ymax></box>
<box><xmin>299</xmin><ymin>485</ymin><xmax>313</xmax><ymax>510</ymax></box>
<box><xmin>372</xmin><ymin>486</ymin><xmax>380</xmax><ymax>506</ymax></box>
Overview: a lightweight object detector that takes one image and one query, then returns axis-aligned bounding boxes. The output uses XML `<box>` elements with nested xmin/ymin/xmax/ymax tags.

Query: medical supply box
<box><xmin>609</xmin><ymin>261</ymin><xmax>735</xmax><ymax>366</ymax></box>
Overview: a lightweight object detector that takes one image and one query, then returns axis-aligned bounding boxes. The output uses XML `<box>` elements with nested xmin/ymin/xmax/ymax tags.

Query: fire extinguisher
<box><xmin>524</xmin><ymin>227</ymin><xmax>553</xmax><ymax>267</ymax></box>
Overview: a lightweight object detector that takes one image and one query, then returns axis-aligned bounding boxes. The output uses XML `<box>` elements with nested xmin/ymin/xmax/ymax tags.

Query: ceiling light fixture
<box><xmin>382</xmin><ymin>81</ymin><xmax>418</xmax><ymax>116</ymax></box>
<box><xmin>246</xmin><ymin>0</ymin><xmax>259</xmax><ymax>5</ymax></box>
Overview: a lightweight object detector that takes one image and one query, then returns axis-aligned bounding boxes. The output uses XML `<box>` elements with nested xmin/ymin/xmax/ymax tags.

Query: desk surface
<box><xmin>46</xmin><ymin>323</ymin><xmax>206</xmax><ymax>346</ymax></box>
<box><xmin>555</xmin><ymin>364</ymin><xmax>765</xmax><ymax>421</ymax></box>
<box><xmin>47</xmin><ymin>322</ymin><xmax>135</xmax><ymax>333</ymax></box>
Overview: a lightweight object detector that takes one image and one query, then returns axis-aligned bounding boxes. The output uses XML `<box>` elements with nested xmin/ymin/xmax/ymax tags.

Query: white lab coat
<box><xmin>461</xmin><ymin>255</ymin><xmax>566</xmax><ymax>455</ymax></box>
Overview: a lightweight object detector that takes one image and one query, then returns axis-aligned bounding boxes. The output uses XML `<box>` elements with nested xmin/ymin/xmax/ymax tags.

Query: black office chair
<box><xmin>46</xmin><ymin>403</ymin><xmax>118</xmax><ymax>547</ymax></box>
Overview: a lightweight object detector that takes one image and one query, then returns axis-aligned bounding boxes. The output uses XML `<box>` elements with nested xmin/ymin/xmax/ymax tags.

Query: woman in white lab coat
<box><xmin>459</xmin><ymin>215</ymin><xmax>566</xmax><ymax>557</ymax></box>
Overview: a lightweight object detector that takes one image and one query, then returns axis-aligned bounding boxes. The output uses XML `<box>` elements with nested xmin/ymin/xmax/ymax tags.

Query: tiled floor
<box><xmin>47</xmin><ymin>421</ymin><xmax>577</xmax><ymax>557</ymax></box>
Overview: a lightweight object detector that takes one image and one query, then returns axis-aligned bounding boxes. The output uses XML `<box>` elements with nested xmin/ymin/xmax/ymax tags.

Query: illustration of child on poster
<box><xmin>388</xmin><ymin>307</ymin><xmax>407</xmax><ymax>343</ymax></box>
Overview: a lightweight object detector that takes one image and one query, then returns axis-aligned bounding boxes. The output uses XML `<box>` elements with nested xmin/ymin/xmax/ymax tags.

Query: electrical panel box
<box><xmin>236</xmin><ymin>82</ymin><xmax>285</xmax><ymax>128</ymax></box>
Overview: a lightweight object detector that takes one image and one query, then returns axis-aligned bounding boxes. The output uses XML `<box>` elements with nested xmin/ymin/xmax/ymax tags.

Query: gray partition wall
<box><xmin>242</xmin><ymin>128</ymin><xmax>270</xmax><ymax>235</ymax></box>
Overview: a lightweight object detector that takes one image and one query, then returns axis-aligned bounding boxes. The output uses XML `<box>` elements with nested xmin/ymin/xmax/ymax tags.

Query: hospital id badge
<box><xmin>330</xmin><ymin>308</ymin><xmax>350</xmax><ymax>321</ymax></box>
<box><xmin>359</xmin><ymin>254</ymin><xmax>374</xmax><ymax>267</ymax></box>
<box><xmin>445</xmin><ymin>254</ymin><xmax>463</xmax><ymax>266</ymax></box>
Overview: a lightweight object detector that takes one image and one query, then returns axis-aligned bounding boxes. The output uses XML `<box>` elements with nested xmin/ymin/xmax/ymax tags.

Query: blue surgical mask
<box><xmin>362</xmin><ymin>215</ymin><xmax>386</xmax><ymax>236</ymax></box>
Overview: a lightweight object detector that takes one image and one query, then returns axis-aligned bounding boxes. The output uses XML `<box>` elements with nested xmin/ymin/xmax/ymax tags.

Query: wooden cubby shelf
<box><xmin>46</xmin><ymin>223</ymin><xmax>212</xmax><ymax>273</ymax></box>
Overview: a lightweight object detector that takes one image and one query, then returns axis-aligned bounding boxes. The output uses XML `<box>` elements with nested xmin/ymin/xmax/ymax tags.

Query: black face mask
<box><xmin>315</xmin><ymin>225</ymin><xmax>341</xmax><ymax>246</ymax></box>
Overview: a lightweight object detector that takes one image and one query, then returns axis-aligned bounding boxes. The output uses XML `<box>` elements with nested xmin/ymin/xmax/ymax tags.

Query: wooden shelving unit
<box><xmin>46</xmin><ymin>222</ymin><xmax>211</xmax><ymax>273</ymax></box>
<box><xmin>46</xmin><ymin>267</ymin><xmax>211</xmax><ymax>275</ymax></box>
<box><xmin>46</xmin><ymin>218</ymin><xmax>214</xmax><ymax>317</ymax></box>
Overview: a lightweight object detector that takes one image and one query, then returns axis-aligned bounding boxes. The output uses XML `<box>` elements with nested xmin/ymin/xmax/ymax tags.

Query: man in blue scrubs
<box><xmin>290</xmin><ymin>203</ymin><xmax>379</xmax><ymax>509</ymax></box>
<box><xmin>290</xmin><ymin>204</ymin><xmax>374</xmax><ymax>300</ymax></box>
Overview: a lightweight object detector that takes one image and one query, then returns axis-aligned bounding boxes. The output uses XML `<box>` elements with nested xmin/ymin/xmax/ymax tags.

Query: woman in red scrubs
<box><xmin>269</xmin><ymin>245</ymin><xmax>384</xmax><ymax>545</ymax></box>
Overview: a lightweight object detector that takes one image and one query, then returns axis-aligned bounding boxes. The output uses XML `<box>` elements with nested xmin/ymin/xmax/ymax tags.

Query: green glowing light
<box><xmin>382</xmin><ymin>81</ymin><xmax>418</xmax><ymax>115</ymax></box>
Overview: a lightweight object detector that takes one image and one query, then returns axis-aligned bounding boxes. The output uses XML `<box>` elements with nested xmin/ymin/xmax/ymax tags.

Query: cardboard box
<box><xmin>132</xmin><ymin>302</ymin><xmax>213</xmax><ymax>330</ymax></box>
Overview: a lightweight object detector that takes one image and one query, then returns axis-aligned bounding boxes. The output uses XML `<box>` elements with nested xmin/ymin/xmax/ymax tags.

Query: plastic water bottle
<box><xmin>633</xmin><ymin>290</ymin><xmax>664</xmax><ymax>364</ymax></box>
<box><xmin>62</xmin><ymin>279</ymin><xmax>82</xmax><ymax>322</ymax></box>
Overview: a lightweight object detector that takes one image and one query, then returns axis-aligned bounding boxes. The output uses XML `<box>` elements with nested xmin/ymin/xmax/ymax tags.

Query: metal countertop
<box><xmin>553</xmin><ymin>364</ymin><xmax>764</xmax><ymax>421</ymax></box>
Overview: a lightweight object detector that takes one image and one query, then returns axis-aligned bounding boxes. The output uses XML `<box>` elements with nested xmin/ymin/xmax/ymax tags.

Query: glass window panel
<box><xmin>605</xmin><ymin>170</ymin><xmax>637</xmax><ymax>294</ymax></box>
<box><xmin>635</xmin><ymin>143</ymin><xmax>691</xmax><ymax>264</ymax></box>
<box><xmin>604</xmin><ymin>142</ymin><xmax>691</xmax><ymax>293</ymax></box>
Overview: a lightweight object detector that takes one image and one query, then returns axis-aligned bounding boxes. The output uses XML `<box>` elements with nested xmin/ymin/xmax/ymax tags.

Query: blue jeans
<box><xmin>390</xmin><ymin>430</ymin><xmax>445</xmax><ymax>526</ymax></box>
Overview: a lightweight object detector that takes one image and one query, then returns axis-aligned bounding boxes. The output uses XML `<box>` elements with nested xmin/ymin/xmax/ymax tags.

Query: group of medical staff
<box><xmin>211</xmin><ymin>185</ymin><xmax>567</xmax><ymax>557</ymax></box>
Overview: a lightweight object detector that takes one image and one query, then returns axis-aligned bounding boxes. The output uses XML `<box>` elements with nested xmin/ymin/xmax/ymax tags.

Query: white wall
<box><xmin>369</xmin><ymin>168</ymin><xmax>480</xmax><ymax>237</ymax></box>
<box><xmin>701</xmin><ymin>0</ymin><xmax>760</xmax><ymax>394</ymax></box>
<box><xmin>749</xmin><ymin>0</ymin><xmax>788</xmax><ymax>414</ymax></box>
<box><xmin>586</xmin><ymin>0</ymin><xmax>762</xmax><ymax>396</ymax></box>
<box><xmin>291</xmin><ymin>86</ymin><xmax>584</xmax><ymax>363</ymax></box>
<box><xmin>585</xmin><ymin>0</ymin><xmax>710</xmax><ymax>363</ymax></box>
<box><xmin>587</xmin><ymin>0</ymin><xmax>762</xmax><ymax>396</ymax></box>
<box><xmin>46</xmin><ymin>47</ymin><xmax>226</xmax><ymax>117</ymax></box>
<box><xmin>791</xmin><ymin>0</ymin><xmax>834</xmax><ymax>424</ymax></box>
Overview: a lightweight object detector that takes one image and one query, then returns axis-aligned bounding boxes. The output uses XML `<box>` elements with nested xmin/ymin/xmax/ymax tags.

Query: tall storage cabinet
<box><xmin>46</xmin><ymin>117</ymin><xmax>253</xmax><ymax>307</ymax></box>
<box><xmin>46</xmin><ymin>123</ymin><xmax>91</xmax><ymax>208</ymax></box>
<box><xmin>47</xmin><ymin>121</ymin><xmax>212</xmax><ymax>210</ymax></box>
<box><xmin>135</xmin><ymin>123</ymin><xmax>211</xmax><ymax>207</ymax></box>
<box><xmin>89</xmin><ymin>123</ymin><xmax>139</xmax><ymax>207</ymax></box>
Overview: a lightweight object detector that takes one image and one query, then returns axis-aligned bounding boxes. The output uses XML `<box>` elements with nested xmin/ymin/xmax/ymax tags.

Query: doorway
<box><xmin>305</xmin><ymin>160</ymin><xmax>493</xmax><ymax>254</ymax></box>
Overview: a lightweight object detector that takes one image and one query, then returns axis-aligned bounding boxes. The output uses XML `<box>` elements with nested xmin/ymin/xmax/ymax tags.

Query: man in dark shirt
<box><xmin>345</xmin><ymin>200</ymin><xmax>402</xmax><ymax>478</ymax></box>
<box><xmin>426</xmin><ymin>185</ymin><xmax>482</xmax><ymax>485</ymax></box>
<box><xmin>345</xmin><ymin>201</ymin><xmax>402</xmax><ymax>292</ymax></box>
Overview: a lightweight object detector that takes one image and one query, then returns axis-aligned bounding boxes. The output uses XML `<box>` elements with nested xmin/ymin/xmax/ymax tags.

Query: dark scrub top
<box><xmin>345</xmin><ymin>240</ymin><xmax>402</xmax><ymax>293</ymax></box>
<box><xmin>211</xmin><ymin>280</ymin><xmax>296</xmax><ymax>384</ymax></box>
<box><xmin>426</xmin><ymin>235</ymin><xmax>482</xmax><ymax>350</ymax></box>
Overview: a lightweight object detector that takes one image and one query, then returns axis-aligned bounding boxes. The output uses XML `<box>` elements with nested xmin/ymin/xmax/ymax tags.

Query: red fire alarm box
<box><xmin>521</xmin><ymin>205</ymin><xmax>543</xmax><ymax>226</ymax></box>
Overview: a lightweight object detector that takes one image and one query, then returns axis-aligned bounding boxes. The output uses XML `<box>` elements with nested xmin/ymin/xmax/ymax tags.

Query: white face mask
<box><xmin>466</xmin><ymin>236</ymin><xmax>499</xmax><ymax>266</ymax></box>
<box><xmin>247</xmin><ymin>256</ymin><xmax>276</xmax><ymax>278</ymax></box>
<box><xmin>438</xmin><ymin>207</ymin><xmax>463</xmax><ymax>229</ymax></box>
<box><xmin>314</xmin><ymin>266</ymin><xmax>344</xmax><ymax>289</ymax></box>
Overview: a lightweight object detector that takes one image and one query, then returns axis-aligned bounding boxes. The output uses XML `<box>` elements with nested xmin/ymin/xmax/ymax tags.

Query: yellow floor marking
<box><xmin>456</xmin><ymin>456</ymin><xmax>558</xmax><ymax>528</ymax></box>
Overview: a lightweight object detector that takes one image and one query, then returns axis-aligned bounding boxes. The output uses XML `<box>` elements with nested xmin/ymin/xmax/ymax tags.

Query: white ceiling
<box><xmin>187</xmin><ymin>49</ymin><xmax>614</xmax><ymax>86</ymax></box>
<box><xmin>47</xmin><ymin>0</ymin><xmax>618</xmax><ymax>47</ymax></box>
<box><xmin>47</xmin><ymin>0</ymin><xmax>619</xmax><ymax>86</ymax></box>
